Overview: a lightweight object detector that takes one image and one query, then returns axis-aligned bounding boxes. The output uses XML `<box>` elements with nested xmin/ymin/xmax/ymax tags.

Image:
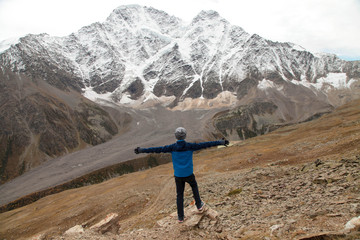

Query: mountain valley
<box><xmin>0</xmin><ymin>97</ymin><xmax>359</xmax><ymax>240</ymax></box>
<box><xmin>1</xmin><ymin>5</ymin><xmax>359</xmax><ymax>184</ymax></box>
<box><xmin>0</xmin><ymin>4</ymin><xmax>360</xmax><ymax>239</ymax></box>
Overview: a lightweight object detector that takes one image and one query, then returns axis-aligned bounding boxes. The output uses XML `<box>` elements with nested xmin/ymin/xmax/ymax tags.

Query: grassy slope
<box><xmin>0</xmin><ymin>99</ymin><xmax>359</xmax><ymax>239</ymax></box>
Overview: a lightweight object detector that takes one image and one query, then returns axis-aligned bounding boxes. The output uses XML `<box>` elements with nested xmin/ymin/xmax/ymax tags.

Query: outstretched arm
<box><xmin>188</xmin><ymin>139</ymin><xmax>229</xmax><ymax>151</ymax></box>
<box><xmin>134</xmin><ymin>144</ymin><xmax>175</xmax><ymax>154</ymax></box>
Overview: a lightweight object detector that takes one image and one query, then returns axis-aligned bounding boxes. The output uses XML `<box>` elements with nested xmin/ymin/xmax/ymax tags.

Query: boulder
<box><xmin>89</xmin><ymin>213</ymin><xmax>120</xmax><ymax>234</ymax></box>
<box><xmin>345</xmin><ymin>216</ymin><xmax>360</xmax><ymax>232</ymax></box>
<box><xmin>157</xmin><ymin>202</ymin><xmax>219</xmax><ymax>228</ymax></box>
<box><xmin>64</xmin><ymin>225</ymin><xmax>84</xmax><ymax>235</ymax></box>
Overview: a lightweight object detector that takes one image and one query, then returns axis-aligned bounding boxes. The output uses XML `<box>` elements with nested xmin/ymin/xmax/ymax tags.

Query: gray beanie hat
<box><xmin>175</xmin><ymin>127</ymin><xmax>187</xmax><ymax>140</ymax></box>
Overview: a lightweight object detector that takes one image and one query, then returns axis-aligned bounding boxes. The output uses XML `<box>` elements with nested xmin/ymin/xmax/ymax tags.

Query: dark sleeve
<box><xmin>140</xmin><ymin>143</ymin><xmax>175</xmax><ymax>153</ymax></box>
<box><xmin>187</xmin><ymin>140</ymin><xmax>225</xmax><ymax>151</ymax></box>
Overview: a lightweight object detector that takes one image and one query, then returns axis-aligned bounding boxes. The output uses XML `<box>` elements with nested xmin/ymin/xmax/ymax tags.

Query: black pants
<box><xmin>175</xmin><ymin>173</ymin><xmax>202</xmax><ymax>220</ymax></box>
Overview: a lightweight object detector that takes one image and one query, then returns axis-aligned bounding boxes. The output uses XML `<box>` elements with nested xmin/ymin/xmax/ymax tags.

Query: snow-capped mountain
<box><xmin>1</xmin><ymin>4</ymin><xmax>359</xmax><ymax>110</ymax></box>
<box><xmin>1</xmin><ymin>4</ymin><xmax>360</xmax><ymax>184</ymax></box>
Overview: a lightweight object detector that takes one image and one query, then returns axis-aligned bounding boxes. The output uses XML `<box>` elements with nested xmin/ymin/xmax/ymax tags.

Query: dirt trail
<box><xmin>118</xmin><ymin>175</ymin><xmax>176</xmax><ymax>230</ymax></box>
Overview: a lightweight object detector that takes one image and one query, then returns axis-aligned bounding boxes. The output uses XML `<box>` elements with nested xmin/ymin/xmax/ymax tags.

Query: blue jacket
<box><xmin>140</xmin><ymin>140</ymin><xmax>225</xmax><ymax>177</ymax></box>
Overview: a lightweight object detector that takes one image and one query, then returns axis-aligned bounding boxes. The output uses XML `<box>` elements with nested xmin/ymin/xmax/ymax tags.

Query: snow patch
<box><xmin>291</xmin><ymin>76</ymin><xmax>314</xmax><ymax>88</ymax></box>
<box><xmin>83</xmin><ymin>87</ymin><xmax>113</xmax><ymax>102</ymax></box>
<box><xmin>291</xmin><ymin>44</ymin><xmax>305</xmax><ymax>52</ymax></box>
<box><xmin>292</xmin><ymin>73</ymin><xmax>354</xmax><ymax>91</ymax></box>
<box><xmin>119</xmin><ymin>93</ymin><xmax>133</xmax><ymax>104</ymax></box>
<box><xmin>258</xmin><ymin>79</ymin><xmax>275</xmax><ymax>90</ymax></box>
<box><xmin>0</xmin><ymin>37</ymin><xmax>20</xmax><ymax>53</ymax></box>
<box><xmin>257</xmin><ymin>79</ymin><xmax>283</xmax><ymax>91</ymax></box>
<box><xmin>316</xmin><ymin>73</ymin><xmax>350</xmax><ymax>89</ymax></box>
<box><xmin>119</xmin><ymin>91</ymin><xmax>176</xmax><ymax>109</ymax></box>
<box><xmin>178</xmin><ymin>40</ymin><xmax>192</xmax><ymax>60</ymax></box>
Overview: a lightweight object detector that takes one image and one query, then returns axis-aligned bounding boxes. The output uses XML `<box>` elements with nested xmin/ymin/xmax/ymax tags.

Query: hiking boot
<box><xmin>197</xmin><ymin>202</ymin><xmax>206</xmax><ymax>212</ymax></box>
<box><xmin>178</xmin><ymin>217</ymin><xmax>185</xmax><ymax>223</ymax></box>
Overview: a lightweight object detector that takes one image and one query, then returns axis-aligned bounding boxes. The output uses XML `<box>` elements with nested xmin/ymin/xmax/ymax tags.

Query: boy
<box><xmin>134</xmin><ymin>127</ymin><xmax>229</xmax><ymax>223</ymax></box>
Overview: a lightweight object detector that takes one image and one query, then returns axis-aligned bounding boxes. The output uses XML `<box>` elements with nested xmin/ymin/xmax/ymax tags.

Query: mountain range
<box><xmin>0</xmin><ymin>4</ymin><xmax>359</xmax><ymax>184</ymax></box>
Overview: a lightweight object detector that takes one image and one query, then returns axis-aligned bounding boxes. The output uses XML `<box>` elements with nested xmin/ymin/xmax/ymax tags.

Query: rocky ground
<box><xmin>49</xmin><ymin>156</ymin><xmax>360</xmax><ymax>240</ymax></box>
<box><xmin>1</xmin><ymin>99</ymin><xmax>360</xmax><ymax>240</ymax></box>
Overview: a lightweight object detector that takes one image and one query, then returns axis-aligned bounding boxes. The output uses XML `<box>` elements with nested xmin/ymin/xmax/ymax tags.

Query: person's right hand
<box><xmin>222</xmin><ymin>138</ymin><xmax>229</xmax><ymax>146</ymax></box>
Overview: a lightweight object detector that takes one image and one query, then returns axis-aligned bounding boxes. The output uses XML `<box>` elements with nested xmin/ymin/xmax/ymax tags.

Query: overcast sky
<box><xmin>0</xmin><ymin>0</ymin><xmax>359</xmax><ymax>60</ymax></box>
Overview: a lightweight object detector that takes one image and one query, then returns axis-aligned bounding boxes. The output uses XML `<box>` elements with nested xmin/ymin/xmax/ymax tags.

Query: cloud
<box><xmin>0</xmin><ymin>0</ymin><xmax>121</xmax><ymax>38</ymax></box>
<box><xmin>214</xmin><ymin>0</ymin><xmax>360</xmax><ymax>58</ymax></box>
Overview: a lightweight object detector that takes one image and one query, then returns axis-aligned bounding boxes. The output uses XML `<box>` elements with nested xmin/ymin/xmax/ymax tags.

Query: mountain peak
<box><xmin>199</xmin><ymin>10</ymin><xmax>220</xmax><ymax>17</ymax></box>
<box><xmin>105</xmin><ymin>4</ymin><xmax>183</xmax><ymax>36</ymax></box>
<box><xmin>191</xmin><ymin>10</ymin><xmax>227</xmax><ymax>24</ymax></box>
<box><xmin>112</xmin><ymin>4</ymin><xmax>143</xmax><ymax>13</ymax></box>
<box><xmin>106</xmin><ymin>4</ymin><xmax>143</xmax><ymax>24</ymax></box>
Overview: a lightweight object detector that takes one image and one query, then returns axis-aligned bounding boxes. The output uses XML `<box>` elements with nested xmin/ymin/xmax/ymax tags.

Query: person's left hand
<box><xmin>134</xmin><ymin>147</ymin><xmax>141</xmax><ymax>154</ymax></box>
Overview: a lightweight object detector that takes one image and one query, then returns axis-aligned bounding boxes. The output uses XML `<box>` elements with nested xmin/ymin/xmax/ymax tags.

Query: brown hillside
<box><xmin>0</xmin><ymin>99</ymin><xmax>359</xmax><ymax>240</ymax></box>
<box><xmin>0</xmin><ymin>69</ymin><xmax>131</xmax><ymax>183</ymax></box>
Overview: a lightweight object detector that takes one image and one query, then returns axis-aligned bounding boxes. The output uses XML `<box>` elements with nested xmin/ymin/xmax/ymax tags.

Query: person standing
<box><xmin>134</xmin><ymin>127</ymin><xmax>229</xmax><ymax>223</ymax></box>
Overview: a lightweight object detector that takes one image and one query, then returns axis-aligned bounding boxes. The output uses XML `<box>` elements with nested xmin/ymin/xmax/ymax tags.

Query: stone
<box><xmin>27</xmin><ymin>233</ymin><xmax>46</xmax><ymax>240</ymax></box>
<box><xmin>64</xmin><ymin>225</ymin><xmax>84</xmax><ymax>235</ymax></box>
<box><xmin>313</xmin><ymin>177</ymin><xmax>328</xmax><ymax>185</ymax></box>
<box><xmin>207</xmin><ymin>209</ymin><xmax>219</xmax><ymax>221</ymax></box>
<box><xmin>270</xmin><ymin>224</ymin><xmax>283</xmax><ymax>236</ymax></box>
<box><xmin>89</xmin><ymin>213</ymin><xmax>120</xmax><ymax>234</ymax></box>
<box><xmin>314</xmin><ymin>159</ymin><xmax>323</xmax><ymax>167</ymax></box>
<box><xmin>345</xmin><ymin>216</ymin><xmax>360</xmax><ymax>232</ymax></box>
<box><xmin>157</xmin><ymin>202</ymin><xmax>219</xmax><ymax>228</ymax></box>
<box><xmin>185</xmin><ymin>213</ymin><xmax>204</xmax><ymax>227</ymax></box>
